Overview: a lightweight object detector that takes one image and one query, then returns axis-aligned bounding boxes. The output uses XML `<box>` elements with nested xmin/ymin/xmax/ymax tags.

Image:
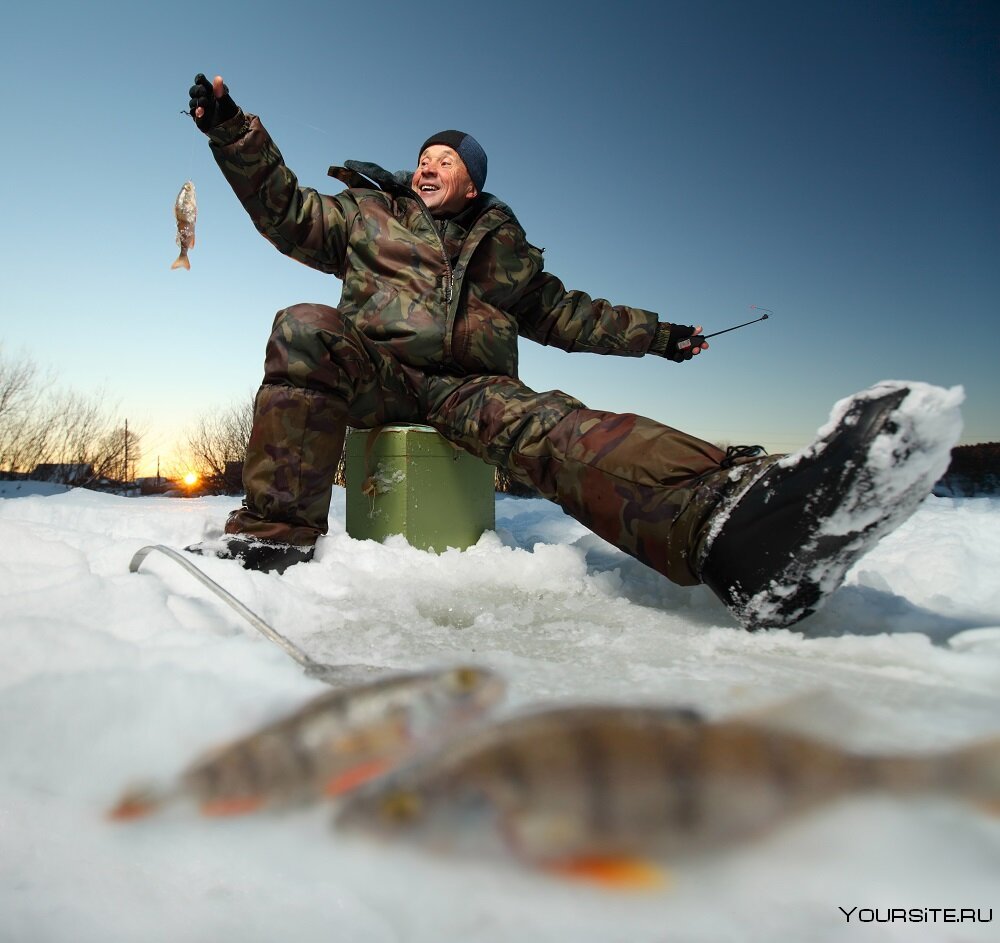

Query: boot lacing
<box><xmin>720</xmin><ymin>444</ymin><xmax>767</xmax><ymax>469</ymax></box>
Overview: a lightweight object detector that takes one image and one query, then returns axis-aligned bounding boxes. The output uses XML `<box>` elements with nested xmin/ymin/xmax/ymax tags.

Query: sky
<box><xmin>1</xmin><ymin>0</ymin><xmax>997</xmax><ymax>476</ymax></box>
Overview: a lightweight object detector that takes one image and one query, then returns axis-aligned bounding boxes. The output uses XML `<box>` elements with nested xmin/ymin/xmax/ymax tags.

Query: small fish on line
<box><xmin>331</xmin><ymin>703</ymin><xmax>1000</xmax><ymax>888</ymax></box>
<box><xmin>108</xmin><ymin>665</ymin><xmax>505</xmax><ymax>821</ymax></box>
<box><xmin>171</xmin><ymin>180</ymin><xmax>197</xmax><ymax>270</ymax></box>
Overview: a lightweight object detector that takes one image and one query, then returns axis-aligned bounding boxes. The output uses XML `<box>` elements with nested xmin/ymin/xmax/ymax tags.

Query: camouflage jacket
<box><xmin>208</xmin><ymin>111</ymin><xmax>659</xmax><ymax>377</ymax></box>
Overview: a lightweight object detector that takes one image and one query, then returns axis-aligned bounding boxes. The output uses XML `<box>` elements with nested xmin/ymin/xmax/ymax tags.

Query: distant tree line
<box><xmin>0</xmin><ymin>346</ymin><xmax>141</xmax><ymax>487</ymax></box>
<box><xmin>10</xmin><ymin>341</ymin><xmax>987</xmax><ymax>503</ymax></box>
<box><xmin>933</xmin><ymin>443</ymin><xmax>1000</xmax><ymax>497</ymax></box>
<box><xmin>185</xmin><ymin>396</ymin><xmax>538</xmax><ymax>497</ymax></box>
<box><xmin>184</xmin><ymin>409</ymin><xmax>998</xmax><ymax>503</ymax></box>
<box><xmin>182</xmin><ymin>396</ymin><xmax>256</xmax><ymax>493</ymax></box>
<box><xmin>183</xmin><ymin>395</ymin><xmax>347</xmax><ymax>495</ymax></box>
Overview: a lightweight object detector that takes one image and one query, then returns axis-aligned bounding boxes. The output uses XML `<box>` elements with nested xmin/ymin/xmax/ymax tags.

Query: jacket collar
<box><xmin>328</xmin><ymin>160</ymin><xmax>520</xmax><ymax>225</ymax></box>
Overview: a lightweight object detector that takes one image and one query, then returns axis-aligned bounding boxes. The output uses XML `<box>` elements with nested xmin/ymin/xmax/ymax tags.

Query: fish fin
<box><xmin>542</xmin><ymin>855</ymin><xmax>670</xmax><ymax>891</ymax></box>
<box><xmin>200</xmin><ymin>795</ymin><xmax>266</xmax><ymax>817</ymax></box>
<box><xmin>945</xmin><ymin>736</ymin><xmax>1000</xmax><ymax>808</ymax></box>
<box><xmin>171</xmin><ymin>253</ymin><xmax>190</xmax><ymax>270</ymax></box>
<box><xmin>736</xmin><ymin>688</ymin><xmax>861</xmax><ymax>739</ymax></box>
<box><xmin>106</xmin><ymin>784</ymin><xmax>165</xmax><ymax>821</ymax></box>
<box><xmin>107</xmin><ymin>796</ymin><xmax>158</xmax><ymax>821</ymax></box>
<box><xmin>324</xmin><ymin>758</ymin><xmax>392</xmax><ymax>797</ymax></box>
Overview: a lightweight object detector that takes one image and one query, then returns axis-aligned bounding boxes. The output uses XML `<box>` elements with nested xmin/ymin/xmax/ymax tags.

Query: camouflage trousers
<box><xmin>228</xmin><ymin>303</ymin><xmax>768</xmax><ymax>585</ymax></box>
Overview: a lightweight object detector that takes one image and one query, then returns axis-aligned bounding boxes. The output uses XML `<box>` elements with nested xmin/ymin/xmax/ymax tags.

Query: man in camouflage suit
<box><xmin>186</xmin><ymin>74</ymin><xmax>948</xmax><ymax>631</ymax></box>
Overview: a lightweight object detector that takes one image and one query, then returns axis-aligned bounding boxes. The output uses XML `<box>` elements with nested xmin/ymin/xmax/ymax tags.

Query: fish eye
<box><xmin>380</xmin><ymin>790</ymin><xmax>423</xmax><ymax>824</ymax></box>
<box><xmin>450</xmin><ymin>667</ymin><xmax>482</xmax><ymax>693</ymax></box>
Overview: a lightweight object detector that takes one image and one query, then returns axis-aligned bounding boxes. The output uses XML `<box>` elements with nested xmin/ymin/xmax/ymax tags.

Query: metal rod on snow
<box><xmin>129</xmin><ymin>545</ymin><xmax>389</xmax><ymax>686</ymax></box>
<box><xmin>677</xmin><ymin>306</ymin><xmax>773</xmax><ymax>349</ymax></box>
<box><xmin>129</xmin><ymin>544</ymin><xmax>319</xmax><ymax>669</ymax></box>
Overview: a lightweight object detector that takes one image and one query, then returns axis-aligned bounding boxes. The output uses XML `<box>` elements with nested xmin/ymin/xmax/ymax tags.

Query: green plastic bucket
<box><xmin>345</xmin><ymin>425</ymin><xmax>496</xmax><ymax>552</ymax></box>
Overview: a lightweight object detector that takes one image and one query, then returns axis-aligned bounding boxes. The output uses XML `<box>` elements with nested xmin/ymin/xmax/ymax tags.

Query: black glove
<box><xmin>188</xmin><ymin>73</ymin><xmax>238</xmax><ymax>132</ymax></box>
<box><xmin>650</xmin><ymin>322</ymin><xmax>706</xmax><ymax>362</ymax></box>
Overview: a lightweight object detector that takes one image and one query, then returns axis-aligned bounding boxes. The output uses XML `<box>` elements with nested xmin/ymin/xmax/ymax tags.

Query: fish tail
<box><xmin>106</xmin><ymin>784</ymin><xmax>169</xmax><ymax>821</ymax></box>
<box><xmin>941</xmin><ymin>736</ymin><xmax>1000</xmax><ymax>811</ymax></box>
<box><xmin>869</xmin><ymin>736</ymin><xmax>1000</xmax><ymax>810</ymax></box>
<box><xmin>543</xmin><ymin>855</ymin><xmax>670</xmax><ymax>891</ymax></box>
<box><xmin>171</xmin><ymin>250</ymin><xmax>190</xmax><ymax>270</ymax></box>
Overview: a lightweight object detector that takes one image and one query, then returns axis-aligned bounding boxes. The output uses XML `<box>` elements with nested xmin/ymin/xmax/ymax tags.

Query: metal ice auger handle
<box><xmin>128</xmin><ymin>545</ymin><xmax>385</xmax><ymax>685</ymax></box>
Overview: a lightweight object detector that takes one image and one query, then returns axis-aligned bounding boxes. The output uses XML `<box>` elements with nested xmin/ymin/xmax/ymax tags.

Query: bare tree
<box><xmin>185</xmin><ymin>395</ymin><xmax>255</xmax><ymax>493</ymax></box>
<box><xmin>89</xmin><ymin>423</ymin><xmax>144</xmax><ymax>485</ymax></box>
<box><xmin>0</xmin><ymin>346</ymin><xmax>46</xmax><ymax>473</ymax></box>
<box><xmin>0</xmin><ymin>346</ymin><xmax>38</xmax><ymax>420</ymax></box>
<box><xmin>0</xmin><ymin>345</ymin><xmax>133</xmax><ymax>486</ymax></box>
<box><xmin>184</xmin><ymin>394</ymin><xmax>353</xmax><ymax>493</ymax></box>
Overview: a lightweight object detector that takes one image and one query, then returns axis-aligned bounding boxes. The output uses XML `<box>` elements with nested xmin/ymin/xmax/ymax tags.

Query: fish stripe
<box><xmin>495</xmin><ymin>741</ymin><xmax>531</xmax><ymax>797</ymax></box>
<box><xmin>574</xmin><ymin>726</ymin><xmax>614</xmax><ymax>836</ymax></box>
<box><xmin>275</xmin><ymin>727</ymin><xmax>317</xmax><ymax>787</ymax></box>
<box><xmin>661</xmin><ymin>724</ymin><xmax>702</xmax><ymax>831</ymax></box>
<box><xmin>761</xmin><ymin>729</ymin><xmax>800</xmax><ymax>797</ymax></box>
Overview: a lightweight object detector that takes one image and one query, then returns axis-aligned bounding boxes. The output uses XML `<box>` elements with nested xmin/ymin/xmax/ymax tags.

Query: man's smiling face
<box><xmin>411</xmin><ymin>145</ymin><xmax>479</xmax><ymax>217</ymax></box>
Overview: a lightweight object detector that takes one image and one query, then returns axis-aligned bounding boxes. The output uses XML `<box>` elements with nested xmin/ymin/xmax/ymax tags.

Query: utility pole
<box><xmin>123</xmin><ymin>418</ymin><xmax>129</xmax><ymax>494</ymax></box>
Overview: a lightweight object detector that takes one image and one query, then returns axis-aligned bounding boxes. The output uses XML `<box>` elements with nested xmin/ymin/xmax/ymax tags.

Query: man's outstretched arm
<box><xmin>509</xmin><ymin>251</ymin><xmax>707</xmax><ymax>361</ymax></box>
<box><xmin>186</xmin><ymin>72</ymin><xmax>352</xmax><ymax>276</ymax></box>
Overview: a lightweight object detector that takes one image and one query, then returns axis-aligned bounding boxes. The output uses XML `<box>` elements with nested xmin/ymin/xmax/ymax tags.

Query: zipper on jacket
<box><xmin>421</xmin><ymin>205</ymin><xmax>455</xmax><ymax>308</ymax></box>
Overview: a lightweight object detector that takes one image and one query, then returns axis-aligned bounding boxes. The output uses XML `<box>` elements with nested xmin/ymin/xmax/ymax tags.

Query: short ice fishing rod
<box><xmin>677</xmin><ymin>305</ymin><xmax>773</xmax><ymax>350</ymax></box>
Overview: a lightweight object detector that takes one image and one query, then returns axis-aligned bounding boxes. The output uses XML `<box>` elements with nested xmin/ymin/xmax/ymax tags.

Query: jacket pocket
<box><xmin>453</xmin><ymin>298</ymin><xmax>519</xmax><ymax>376</ymax></box>
<box><xmin>352</xmin><ymin>284</ymin><xmax>404</xmax><ymax>338</ymax></box>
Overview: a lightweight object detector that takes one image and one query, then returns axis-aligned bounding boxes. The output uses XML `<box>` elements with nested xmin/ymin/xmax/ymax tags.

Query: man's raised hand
<box><xmin>188</xmin><ymin>74</ymin><xmax>237</xmax><ymax>131</ymax></box>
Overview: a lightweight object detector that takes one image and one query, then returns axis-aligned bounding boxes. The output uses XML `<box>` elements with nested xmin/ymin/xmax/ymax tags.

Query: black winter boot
<box><xmin>700</xmin><ymin>381</ymin><xmax>961</xmax><ymax>630</ymax></box>
<box><xmin>186</xmin><ymin>535</ymin><xmax>314</xmax><ymax>574</ymax></box>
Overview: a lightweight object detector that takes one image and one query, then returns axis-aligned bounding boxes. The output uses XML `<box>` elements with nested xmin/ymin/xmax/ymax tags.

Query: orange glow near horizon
<box><xmin>182</xmin><ymin>472</ymin><xmax>199</xmax><ymax>487</ymax></box>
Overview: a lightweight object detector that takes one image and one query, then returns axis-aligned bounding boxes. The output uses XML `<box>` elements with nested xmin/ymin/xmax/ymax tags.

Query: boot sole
<box><xmin>703</xmin><ymin>382</ymin><xmax>962</xmax><ymax>630</ymax></box>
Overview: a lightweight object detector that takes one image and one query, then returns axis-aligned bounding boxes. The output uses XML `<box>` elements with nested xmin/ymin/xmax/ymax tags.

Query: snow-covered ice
<box><xmin>1</xmin><ymin>477</ymin><xmax>999</xmax><ymax>942</ymax></box>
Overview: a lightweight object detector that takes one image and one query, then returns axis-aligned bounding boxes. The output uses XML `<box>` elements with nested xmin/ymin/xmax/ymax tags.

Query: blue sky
<box><xmin>1</xmin><ymin>0</ymin><xmax>996</xmax><ymax>476</ymax></box>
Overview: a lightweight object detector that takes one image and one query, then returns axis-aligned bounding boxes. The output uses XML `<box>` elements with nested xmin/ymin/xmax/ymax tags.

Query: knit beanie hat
<box><xmin>418</xmin><ymin>130</ymin><xmax>487</xmax><ymax>194</ymax></box>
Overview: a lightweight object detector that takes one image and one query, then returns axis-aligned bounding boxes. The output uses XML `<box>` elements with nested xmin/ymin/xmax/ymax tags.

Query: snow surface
<box><xmin>1</xmin><ymin>479</ymin><xmax>999</xmax><ymax>942</ymax></box>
